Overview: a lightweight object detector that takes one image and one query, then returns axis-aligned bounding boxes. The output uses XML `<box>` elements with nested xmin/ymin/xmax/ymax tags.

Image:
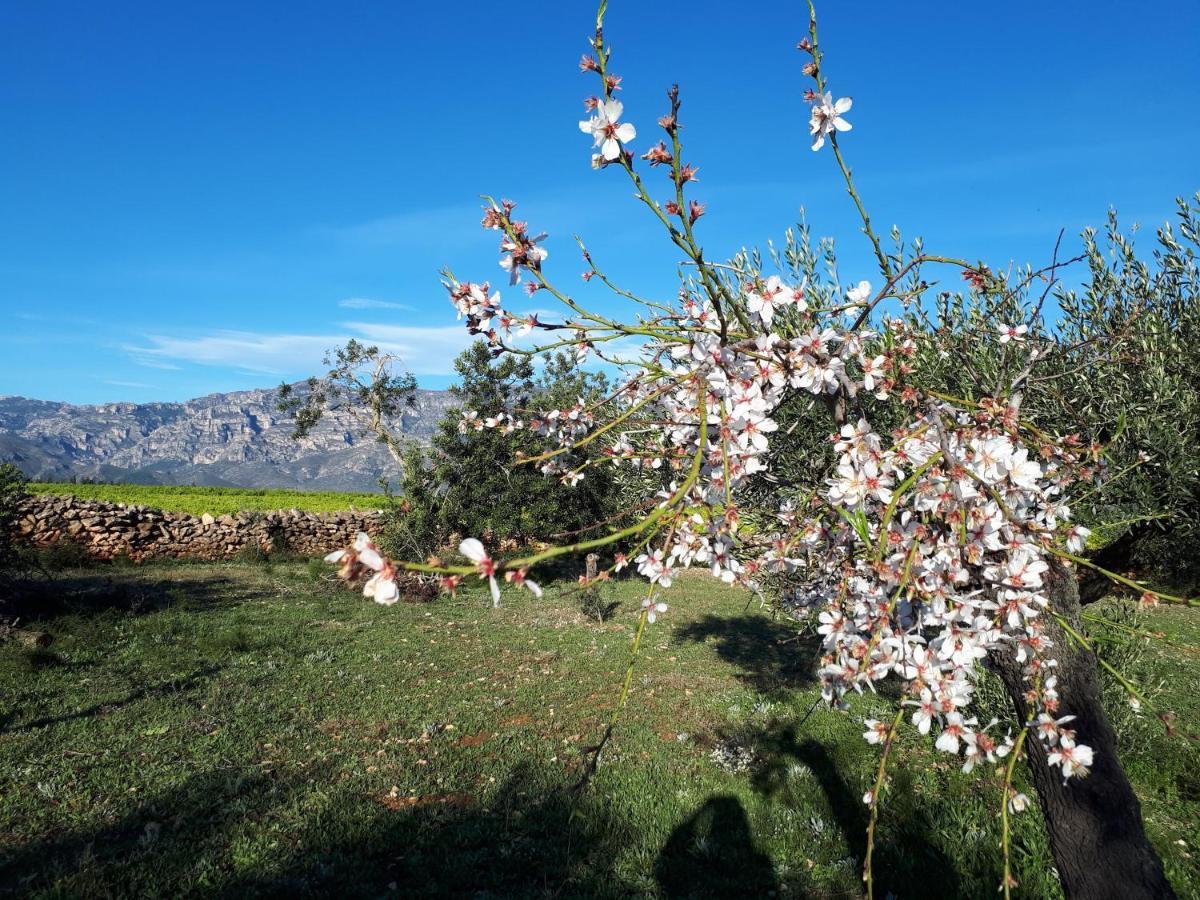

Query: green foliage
<box><xmin>381</xmin><ymin>342</ymin><xmax>621</xmax><ymax>556</ymax></box>
<box><xmin>968</xmin><ymin>602</ymin><xmax>1160</xmax><ymax>751</ymax></box>
<box><xmin>907</xmin><ymin>197</ymin><xmax>1200</xmax><ymax>587</ymax></box>
<box><xmin>232</xmin><ymin>542</ymin><xmax>270</xmax><ymax>565</ymax></box>
<box><xmin>731</xmin><ymin>197</ymin><xmax>1200</xmax><ymax>589</ymax></box>
<box><xmin>26</xmin><ymin>483</ymin><xmax>384</xmax><ymax>516</ymax></box>
<box><xmin>37</xmin><ymin>539</ymin><xmax>94</xmax><ymax>571</ymax></box>
<box><xmin>1053</xmin><ymin>199</ymin><xmax>1200</xmax><ymax>585</ymax></box>
<box><xmin>0</xmin><ymin>463</ymin><xmax>29</xmax><ymax>580</ymax></box>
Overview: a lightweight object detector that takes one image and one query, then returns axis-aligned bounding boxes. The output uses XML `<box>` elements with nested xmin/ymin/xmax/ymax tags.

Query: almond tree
<box><xmin>325</xmin><ymin>4</ymin><xmax>1192</xmax><ymax>896</ymax></box>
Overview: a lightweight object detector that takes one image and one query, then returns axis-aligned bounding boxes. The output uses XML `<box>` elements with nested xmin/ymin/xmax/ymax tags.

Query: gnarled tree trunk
<box><xmin>989</xmin><ymin>562</ymin><xmax>1175</xmax><ymax>899</ymax></box>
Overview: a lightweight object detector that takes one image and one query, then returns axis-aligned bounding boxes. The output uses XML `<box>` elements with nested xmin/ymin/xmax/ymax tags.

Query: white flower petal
<box><xmin>459</xmin><ymin>538</ymin><xmax>487</xmax><ymax>563</ymax></box>
<box><xmin>374</xmin><ymin>578</ymin><xmax>400</xmax><ymax>606</ymax></box>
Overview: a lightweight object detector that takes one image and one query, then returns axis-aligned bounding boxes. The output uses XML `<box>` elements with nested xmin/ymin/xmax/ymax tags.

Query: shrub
<box><xmin>37</xmin><ymin>538</ymin><xmax>94</xmax><ymax>571</ymax></box>
<box><xmin>380</xmin><ymin>343</ymin><xmax>622</xmax><ymax>558</ymax></box>
<box><xmin>233</xmin><ymin>542</ymin><xmax>270</xmax><ymax>565</ymax></box>
<box><xmin>0</xmin><ymin>464</ymin><xmax>30</xmax><ymax>581</ymax></box>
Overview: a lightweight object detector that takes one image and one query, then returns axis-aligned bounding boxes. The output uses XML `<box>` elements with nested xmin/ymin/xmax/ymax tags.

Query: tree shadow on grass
<box><xmin>0</xmin><ymin>763</ymin><xmax>652</xmax><ymax>899</ymax></box>
<box><xmin>0</xmin><ymin>768</ymin><xmax>291</xmax><ymax>897</ymax></box>
<box><xmin>3</xmin><ymin>734</ymin><xmax>965</xmax><ymax>898</ymax></box>
<box><xmin>753</xmin><ymin>725</ymin><xmax>869</xmax><ymax>863</ymax></box>
<box><xmin>750</xmin><ymin>721</ymin><xmax>965</xmax><ymax>898</ymax></box>
<box><xmin>1</xmin><ymin>572</ymin><xmax>273</xmax><ymax>623</ymax></box>
<box><xmin>1</xmin><ymin>663</ymin><xmax>222</xmax><ymax>736</ymax></box>
<box><xmin>674</xmin><ymin>613</ymin><xmax>820</xmax><ymax>696</ymax></box>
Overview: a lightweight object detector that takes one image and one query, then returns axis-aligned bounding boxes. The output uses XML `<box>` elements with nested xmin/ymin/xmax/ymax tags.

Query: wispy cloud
<box><xmin>132</xmin><ymin>357</ymin><xmax>181</xmax><ymax>371</ymax></box>
<box><xmin>103</xmin><ymin>379</ymin><xmax>155</xmax><ymax>389</ymax></box>
<box><xmin>338</xmin><ymin>297</ymin><xmax>414</xmax><ymax>311</ymax></box>
<box><xmin>319</xmin><ymin>205</ymin><xmax>484</xmax><ymax>248</ymax></box>
<box><xmin>338</xmin><ymin>322</ymin><xmax>475</xmax><ymax>372</ymax></box>
<box><xmin>125</xmin><ymin>332</ymin><xmax>333</xmax><ymax>375</ymax></box>
<box><xmin>124</xmin><ymin>324</ymin><xmax>474</xmax><ymax>378</ymax></box>
<box><xmin>319</xmin><ymin>195</ymin><xmax>587</xmax><ymax>250</ymax></box>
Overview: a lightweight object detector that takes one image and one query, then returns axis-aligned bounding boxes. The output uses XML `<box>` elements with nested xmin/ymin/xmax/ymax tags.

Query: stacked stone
<box><xmin>12</xmin><ymin>494</ymin><xmax>385</xmax><ymax>562</ymax></box>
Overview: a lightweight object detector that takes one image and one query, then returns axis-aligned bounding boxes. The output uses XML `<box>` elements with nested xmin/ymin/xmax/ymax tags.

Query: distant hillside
<box><xmin>0</xmin><ymin>385</ymin><xmax>454</xmax><ymax>492</ymax></box>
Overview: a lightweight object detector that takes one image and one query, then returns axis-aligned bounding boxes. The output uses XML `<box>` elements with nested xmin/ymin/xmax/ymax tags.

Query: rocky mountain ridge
<box><xmin>0</xmin><ymin>385</ymin><xmax>455</xmax><ymax>492</ymax></box>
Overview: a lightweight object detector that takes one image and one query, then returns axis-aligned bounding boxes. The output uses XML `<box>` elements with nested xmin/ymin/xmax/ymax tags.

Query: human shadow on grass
<box><xmin>750</xmin><ymin>722</ymin><xmax>964</xmax><ymax>898</ymax></box>
<box><xmin>674</xmin><ymin>613</ymin><xmax>820</xmax><ymax>696</ymax></box>
<box><xmin>1</xmin><ymin>663</ymin><xmax>222</xmax><ymax>736</ymax></box>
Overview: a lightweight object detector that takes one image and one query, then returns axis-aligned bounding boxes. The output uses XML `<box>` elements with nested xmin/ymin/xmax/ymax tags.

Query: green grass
<box><xmin>26</xmin><ymin>483</ymin><xmax>386</xmax><ymax>516</ymax></box>
<box><xmin>0</xmin><ymin>563</ymin><xmax>1196</xmax><ymax>898</ymax></box>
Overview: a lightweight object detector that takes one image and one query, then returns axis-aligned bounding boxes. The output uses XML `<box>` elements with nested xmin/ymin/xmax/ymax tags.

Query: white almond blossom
<box><xmin>460</xmin><ymin>537</ymin><xmax>501</xmax><ymax>607</ymax></box>
<box><xmin>846</xmin><ymin>279</ymin><xmax>871</xmax><ymax>304</ymax></box>
<box><xmin>579</xmin><ymin>98</ymin><xmax>636</xmax><ymax>161</ymax></box>
<box><xmin>640</xmin><ymin>596</ymin><xmax>669</xmax><ymax>623</ymax></box>
<box><xmin>809</xmin><ymin>92</ymin><xmax>852</xmax><ymax>151</ymax></box>
<box><xmin>997</xmin><ymin>323</ymin><xmax>1028</xmax><ymax>344</ymax></box>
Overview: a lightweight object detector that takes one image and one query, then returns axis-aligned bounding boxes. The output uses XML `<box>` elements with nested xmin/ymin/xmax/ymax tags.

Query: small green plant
<box><xmin>200</xmin><ymin>625</ymin><xmax>256</xmax><ymax>654</ymax></box>
<box><xmin>267</xmin><ymin>528</ymin><xmax>294</xmax><ymax>560</ymax></box>
<box><xmin>233</xmin><ymin>542</ymin><xmax>270</xmax><ymax>565</ymax></box>
<box><xmin>38</xmin><ymin>538</ymin><xmax>94</xmax><ymax>571</ymax></box>
<box><xmin>111</xmin><ymin>549</ymin><xmax>136</xmax><ymax>569</ymax></box>
<box><xmin>381</xmin><ymin>343</ymin><xmax>622</xmax><ymax>558</ymax></box>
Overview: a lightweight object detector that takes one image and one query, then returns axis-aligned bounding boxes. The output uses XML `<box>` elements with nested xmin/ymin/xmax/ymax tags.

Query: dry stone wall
<box><xmin>13</xmin><ymin>494</ymin><xmax>385</xmax><ymax>562</ymax></box>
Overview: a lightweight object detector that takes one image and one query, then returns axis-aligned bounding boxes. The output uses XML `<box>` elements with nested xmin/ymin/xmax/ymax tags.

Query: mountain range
<box><xmin>0</xmin><ymin>385</ymin><xmax>456</xmax><ymax>492</ymax></box>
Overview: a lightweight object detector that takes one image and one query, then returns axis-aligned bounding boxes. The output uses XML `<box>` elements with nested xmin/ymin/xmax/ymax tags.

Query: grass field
<box><xmin>0</xmin><ymin>562</ymin><xmax>1196</xmax><ymax>898</ymax></box>
<box><xmin>26</xmin><ymin>483</ymin><xmax>386</xmax><ymax>516</ymax></box>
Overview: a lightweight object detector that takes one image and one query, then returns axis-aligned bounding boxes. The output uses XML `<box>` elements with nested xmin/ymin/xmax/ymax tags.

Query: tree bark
<box><xmin>989</xmin><ymin>562</ymin><xmax>1175</xmax><ymax>899</ymax></box>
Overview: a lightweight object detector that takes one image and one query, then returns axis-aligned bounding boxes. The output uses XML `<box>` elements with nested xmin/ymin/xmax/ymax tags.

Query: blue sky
<box><xmin>2</xmin><ymin>1</ymin><xmax>1197</xmax><ymax>404</ymax></box>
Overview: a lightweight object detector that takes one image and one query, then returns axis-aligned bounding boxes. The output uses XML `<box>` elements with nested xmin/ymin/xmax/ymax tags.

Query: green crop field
<box><xmin>26</xmin><ymin>483</ymin><xmax>386</xmax><ymax>516</ymax></box>
<box><xmin>1</xmin><ymin>561</ymin><xmax>1196</xmax><ymax>898</ymax></box>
